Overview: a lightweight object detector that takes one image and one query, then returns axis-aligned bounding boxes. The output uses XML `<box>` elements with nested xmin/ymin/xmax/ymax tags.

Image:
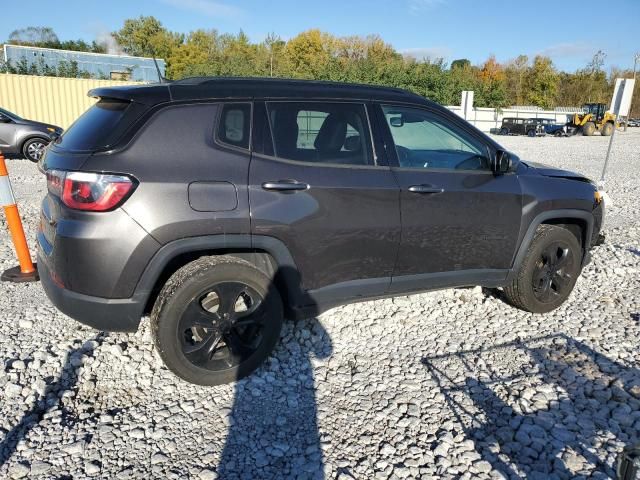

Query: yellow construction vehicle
<box><xmin>568</xmin><ymin>103</ymin><xmax>617</xmax><ymax>136</ymax></box>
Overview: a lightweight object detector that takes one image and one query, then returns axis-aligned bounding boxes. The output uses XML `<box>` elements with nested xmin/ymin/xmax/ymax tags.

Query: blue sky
<box><xmin>4</xmin><ymin>0</ymin><xmax>639</xmax><ymax>72</ymax></box>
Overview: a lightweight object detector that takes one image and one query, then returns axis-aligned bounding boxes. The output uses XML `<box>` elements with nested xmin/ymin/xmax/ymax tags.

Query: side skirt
<box><xmin>291</xmin><ymin>269</ymin><xmax>509</xmax><ymax>320</ymax></box>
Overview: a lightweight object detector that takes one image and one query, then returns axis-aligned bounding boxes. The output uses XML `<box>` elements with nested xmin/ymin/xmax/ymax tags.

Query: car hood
<box><xmin>523</xmin><ymin>161</ymin><xmax>593</xmax><ymax>183</ymax></box>
<box><xmin>16</xmin><ymin>119</ymin><xmax>62</xmax><ymax>131</ymax></box>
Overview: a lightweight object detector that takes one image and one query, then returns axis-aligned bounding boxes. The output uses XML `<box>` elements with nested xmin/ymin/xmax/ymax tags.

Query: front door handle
<box><xmin>408</xmin><ymin>185</ymin><xmax>444</xmax><ymax>194</ymax></box>
<box><xmin>262</xmin><ymin>181</ymin><xmax>309</xmax><ymax>192</ymax></box>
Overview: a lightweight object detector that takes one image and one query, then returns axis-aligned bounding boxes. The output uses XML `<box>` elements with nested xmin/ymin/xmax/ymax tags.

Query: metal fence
<box><xmin>0</xmin><ymin>73</ymin><xmax>140</xmax><ymax>128</ymax></box>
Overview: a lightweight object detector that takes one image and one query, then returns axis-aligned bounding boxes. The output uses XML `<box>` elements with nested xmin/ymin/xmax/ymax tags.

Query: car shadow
<box><xmin>421</xmin><ymin>333</ymin><xmax>640</xmax><ymax>478</ymax></box>
<box><xmin>216</xmin><ymin>317</ymin><xmax>332</xmax><ymax>479</ymax></box>
<box><xmin>0</xmin><ymin>333</ymin><xmax>108</xmax><ymax>466</ymax></box>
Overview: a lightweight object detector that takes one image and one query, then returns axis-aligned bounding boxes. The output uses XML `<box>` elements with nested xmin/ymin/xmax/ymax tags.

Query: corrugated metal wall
<box><xmin>0</xmin><ymin>74</ymin><xmax>141</xmax><ymax>128</ymax></box>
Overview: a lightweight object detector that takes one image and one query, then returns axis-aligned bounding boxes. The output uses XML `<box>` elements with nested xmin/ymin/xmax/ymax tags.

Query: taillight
<box><xmin>47</xmin><ymin>170</ymin><xmax>136</xmax><ymax>211</ymax></box>
<box><xmin>46</xmin><ymin>169</ymin><xmax>65</xmax><ymax>197</ymax></box>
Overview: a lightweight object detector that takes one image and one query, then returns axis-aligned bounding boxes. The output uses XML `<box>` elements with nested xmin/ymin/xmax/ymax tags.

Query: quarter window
<box><xmin>267</xmin><ymin>102</ymin><xmax>373</xmax><ymax>166</ymax></box>
<box><xmin>218</xmin><ymin>103</ymin><xmax>251</xmax><ymax>150</ymax></box>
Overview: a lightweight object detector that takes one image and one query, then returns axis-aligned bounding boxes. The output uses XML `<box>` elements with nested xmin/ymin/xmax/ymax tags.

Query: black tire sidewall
<box><xmin>152</xmin><ymin>259</ymin><xmax>283</xmax><ymax>386</ymax></box>
<box><xmin>516</xmin><ymin>227</ymin><xmax>581</xmax><ymax>313</ymax></box>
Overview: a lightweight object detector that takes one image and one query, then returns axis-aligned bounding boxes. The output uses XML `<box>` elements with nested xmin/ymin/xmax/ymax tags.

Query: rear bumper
<box><xmin>38</xmin><ymin>255</ymin><xmax>143</xmax><ymax>332</ymax></box>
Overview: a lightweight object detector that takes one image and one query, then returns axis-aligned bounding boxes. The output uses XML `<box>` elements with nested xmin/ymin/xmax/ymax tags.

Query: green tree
<box><xmin>525</xmin><ymin>56</ymin><xmax>558</xmax><ymax>109</ymax></box>
<box><xmin>8</xmin><ymin>26</ymin><xmax>58</xmax><ymax>46</ymax></box>
<box><xmin>264</xmin><ymin>33</ymin><xmax>285</xmax><ymax>77</ymax></box>
<box><xmin>112</xmin><ymin>16</ymin><xmax>182</xmax><ymax>59</ymax></box>
<box><xmin>283</xmin><ymin>29</ymin><xmax>336</xmax><ymax>79</ymax></box>
<box><xmin>504</xmin><ymin>55</ymin><xmax>529</xmax><ymax>105</ymax></box>
<box><xmin>451</xmin><ymin>58</ymin><xmax>471</xmax><ymax>70</ymax></box>
<box><xmin>168</xmin><ymin>29</ymin><xmax>219</xmax><ymax>79</ymax></box>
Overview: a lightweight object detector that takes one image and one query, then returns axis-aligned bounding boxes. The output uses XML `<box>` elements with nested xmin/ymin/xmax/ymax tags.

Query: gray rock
<box><xmin>8</xmin><ymin>463</ymin><xmax>30</xmax><ymax>479</ymax></box>
<box><xmin>30</xmin><ymin>461</ymin><xmax>52</xmax><ymax>476</ymax></box>
<box><xmin>198</xmin><ymin>469</ymin><xmax>218</xmax><ymax>480</ymax></box>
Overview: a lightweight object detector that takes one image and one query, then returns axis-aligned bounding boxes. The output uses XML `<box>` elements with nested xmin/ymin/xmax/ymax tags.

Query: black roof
<box><xmin>88</xmin><ymin>76</ymin><xmax>431</xmax><ymax>107</ymax></box>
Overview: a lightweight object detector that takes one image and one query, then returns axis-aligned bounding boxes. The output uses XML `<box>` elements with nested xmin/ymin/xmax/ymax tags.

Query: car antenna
<box><xmin>152</xmin><ymin>56</ymin><xmax>168</xmax><ymax>83</ymax></box>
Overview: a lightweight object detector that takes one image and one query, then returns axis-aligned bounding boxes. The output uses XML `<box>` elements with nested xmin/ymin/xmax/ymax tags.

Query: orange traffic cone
<box><xmin>0</xmin><ymin>152</ymin><xmax>39</xmax><ymax>282</ymax></box>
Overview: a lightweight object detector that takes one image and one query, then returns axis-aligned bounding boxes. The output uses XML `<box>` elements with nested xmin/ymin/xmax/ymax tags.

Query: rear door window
<box><xmin>267</xmin><ymin>102</ymin><xmax>374</xmax><ymax>166</ymax></box>
<box><xmin>56</xmin><ymin>99</ymin><xmax>133</xmax><ymax>151</ymax></box>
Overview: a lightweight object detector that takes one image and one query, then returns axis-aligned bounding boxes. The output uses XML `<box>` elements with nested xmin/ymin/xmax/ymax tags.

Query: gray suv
<box><xmin>0</xmin><ymin>107</ymin><xmax>63</xmax><ymax>162</ymax></box>
<box><xmin>38</xmin><ymin>78</ymin><xmax>604</xmax><ymax>385</ymax></box>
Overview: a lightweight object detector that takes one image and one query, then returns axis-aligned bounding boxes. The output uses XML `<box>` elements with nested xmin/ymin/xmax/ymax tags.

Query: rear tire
<box><xmin>601</xmin><ymin>122</ymin><xmax>614</xmax><ymax>136</ymax></box>
<box><xmin>22</xmin><ymin>137</ymin><xmax>48</xmax><ymax>162</ymax></box>
<box><xmin>503</xmin><ymin>225</ymin><xmax>582</xmax><ymax>313</ymax></box>
<box><xmin>582</xmin><ymin>122</ymin><xmax>596</xmax><ymax>136</ymax></box>
<box><xmin>527</xmin><ymin>129</ymin><xmax>536</xmax><ymax>137</ymax></box>
<box><xmin>151</xmin><ymin>255</ymin><xmax>283</xmax><ymax>385</ymax></box>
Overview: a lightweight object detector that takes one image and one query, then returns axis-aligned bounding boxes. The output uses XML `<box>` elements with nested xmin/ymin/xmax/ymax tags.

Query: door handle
<box><xmin>262</xmin><ymin>181</ymin><xmax>309</xmax><ymax>192</ymax></box>
<box><xmin>408</xmin><ymin>185</ymin><xmax>444</xmax><ymax>194</ymax></box>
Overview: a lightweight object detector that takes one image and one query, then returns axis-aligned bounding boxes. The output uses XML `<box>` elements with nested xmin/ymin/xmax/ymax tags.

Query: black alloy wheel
<box><xmin>179</xmin><ymin>282</ymin><xmax>266</xmax><ymax>370</ymax></box>
<box><xmin>151</xmin><ymin>256</ymin><xmax>283</xmax><ymax>385</ymax></box>
<box><xmin>531</xmin><ymin>242</ymin><xmax>575</xmax><ymax>304</ymax></box>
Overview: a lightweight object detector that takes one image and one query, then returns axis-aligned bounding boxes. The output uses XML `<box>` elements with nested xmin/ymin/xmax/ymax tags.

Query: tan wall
<box><xmin>0</xmin><ymin>74</ymin><xmax>141</xmax><ymax>129</ymax></box>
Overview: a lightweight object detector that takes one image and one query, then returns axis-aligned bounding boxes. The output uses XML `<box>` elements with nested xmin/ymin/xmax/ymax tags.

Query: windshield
<box><xmin>0</xmin><ymin>107</ymin><xmax>22</xmax><ymax>121</ymax></box>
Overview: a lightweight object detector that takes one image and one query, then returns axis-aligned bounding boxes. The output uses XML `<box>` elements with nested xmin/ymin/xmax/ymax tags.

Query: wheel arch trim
<box><xmin>507</xmin><ymin>209</ymin><xmax>593</xmax><ymax>282</ymax></box>
<box><xmin>20</xmin><ymin>134</ymin><xmax>50</xmax><ymax>150</ymax></box>
<box><xmin>131</xmin><ymin>234</ymin><xmax>305</xmax><ymax>312</ymax></box>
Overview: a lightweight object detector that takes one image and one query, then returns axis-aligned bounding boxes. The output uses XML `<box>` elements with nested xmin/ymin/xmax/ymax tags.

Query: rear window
<box><xmin>56</xmin><ymin>99</ymin><xmax>132</xmax><ymax>151</ymax></box>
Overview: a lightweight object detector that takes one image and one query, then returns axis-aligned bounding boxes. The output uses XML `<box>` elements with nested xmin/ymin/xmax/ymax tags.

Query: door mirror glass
<box><xmin>494</xmin><ymin>150</ymin><xmax>512</xmax><ymax>174</ymax></box>
<box><xmin>389</xmin><ymin>116</ymin><xmax>404</xmax><ymax>127</ymax></box>
<box><xmin>0</xmin><ymin>114</ymin><xmax>11</xmax><ymax>123</ymax></box>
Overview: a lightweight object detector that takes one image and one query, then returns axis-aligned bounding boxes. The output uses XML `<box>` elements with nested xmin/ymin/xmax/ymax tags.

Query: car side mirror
<box><xmin>493</xmin><ymin>150</ymin><xmax>512</xmax><ymax>174</ymax></box>
<box><xmin>389</xmin><ymin>116</ymin><xmax>404</xmax><ymax>127</ymax></box>
<box><xmin>0</xmin><ymin>115</ymin><xmax>11</xmax><ymax>123</ymax></box>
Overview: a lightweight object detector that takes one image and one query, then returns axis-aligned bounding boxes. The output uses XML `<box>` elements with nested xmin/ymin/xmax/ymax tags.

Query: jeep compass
<box><xmin>38</xmin><ymin>78</ymin><xmax>604</xmax><ymax>385</ymax></box>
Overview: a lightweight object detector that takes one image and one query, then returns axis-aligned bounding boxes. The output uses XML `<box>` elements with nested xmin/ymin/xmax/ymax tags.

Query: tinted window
<box><xmin>382</xmin><ymin>105</ymin><xmax>489</xmax><ymax>171</ymax></box>
<box><xmin>217</xmin><ymin>103</ymin><xmax>251</xmax><ymax>150</ymax></box>
<box><xmin>252</xmin><ymin>102</ymin><xmax>274</xmax><ymax>156</ymax></box>
<box><xmin>267</xmin><ymin>102</ymin><xmax>373</xmax><ymax>166</ymax></box>
<box><xmin>57</xmin><ymin>99</ymin><xmax>130</xmax><ymax>151</ymax></box>
<box><xmin>0</xmin><ymin>107</ymin><xmax>21</xmax><ymax>120</ymax></box>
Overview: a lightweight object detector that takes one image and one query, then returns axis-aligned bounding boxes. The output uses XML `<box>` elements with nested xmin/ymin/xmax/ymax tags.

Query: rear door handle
<box><xmin>262</xmin><ymin>181</ymin><xmax>309</xmax><ymax>192</ymax></box>
<box><xmin>408</xmin><ymin>185</ymin><xmax>444</xmax><ymax>194</ymax></box>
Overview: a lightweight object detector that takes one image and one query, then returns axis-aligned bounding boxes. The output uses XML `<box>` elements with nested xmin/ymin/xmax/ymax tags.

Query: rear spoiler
<box><xmin>88</xmin><ymin>84</ymin><xmax>172</xmax><ymax>106</ymax></box>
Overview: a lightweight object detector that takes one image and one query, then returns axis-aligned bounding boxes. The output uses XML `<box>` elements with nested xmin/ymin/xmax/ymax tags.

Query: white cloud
<box><xmin>159</xmin><ymin>0</ymin><xmax>242</xmax><ymax>18</ymax></box>
<box><xmin>539</xmin><ymin>42</ymin><xmax>594</xmax><ymax>59</ymax></box>
<box><xmin>408</xmin><ymin>0</ymin><xmax>446</xmax><ymax>13</ymax></box>
<box><xmin>400</xmin><ymin>46</ymin><xmax>452</xmax><ymax>60</ymax></box>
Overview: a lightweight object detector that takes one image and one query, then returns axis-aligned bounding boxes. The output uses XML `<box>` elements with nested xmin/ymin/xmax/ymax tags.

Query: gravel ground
<box><xmin>0</xmin><ymin>130</ymin><xmax>639</xmax><ymax>479</ymax></box>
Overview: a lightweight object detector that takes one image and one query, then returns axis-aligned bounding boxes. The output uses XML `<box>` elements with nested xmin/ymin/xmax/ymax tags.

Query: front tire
<box><xmin>503</xmin><ymin>225</ymin><xmax>582</xmax><ymax>313</ymax></box>
<box><xmin>22</xmin><ymin>137</ymin><xmax>48</xmax><ymax>162</ymax></box>
<box><xmin>582</xmin><ymin>122</ymin><xmax>596</xmax><ymax>136</ymax></box>
<box><xmin>601</xmin><ymin>122</ymin><xmax>614</xmax><ymax>136</ymax></box>
<box><xmin>151</xmin><ymin>255</ymin><xmax>283</xmax><ymax>385</ymax></box>
<box><xmin>500</xmin><ymin>128</ymin><xmax>509</xmax><ymax>135</ymax></box>
<box><xmin>527</xmin><ymin>129</ymin><xmax>536</xmax><ymax>137</ymax></box>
